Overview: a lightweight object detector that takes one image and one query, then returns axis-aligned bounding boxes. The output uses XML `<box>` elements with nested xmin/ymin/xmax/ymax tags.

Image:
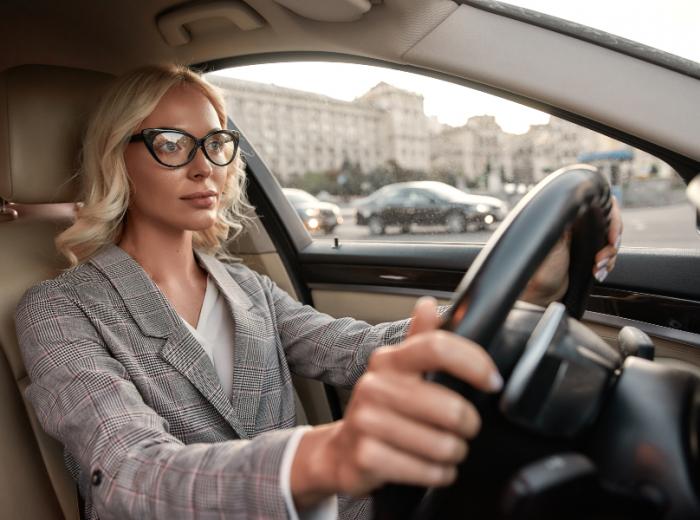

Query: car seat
<box><xmin>0</xmin><ymin>64</ymin><xmax>112</xmax><ymax>519</ymax></box>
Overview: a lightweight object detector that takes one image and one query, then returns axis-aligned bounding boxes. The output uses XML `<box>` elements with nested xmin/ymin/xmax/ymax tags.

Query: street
<box><xmin>319</xmin><ymin>203</ymin><xmax>699</xmax><ymax>249</ymax></box>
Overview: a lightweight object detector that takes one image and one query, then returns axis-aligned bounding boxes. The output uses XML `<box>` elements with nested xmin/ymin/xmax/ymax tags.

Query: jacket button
<box><xmin>91</xmin><ymin>469</ymin><xmax>103</xmax><ymax>486</ymax></box>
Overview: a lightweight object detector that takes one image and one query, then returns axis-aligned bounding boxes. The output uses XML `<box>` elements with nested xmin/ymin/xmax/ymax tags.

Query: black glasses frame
<box><xmin>129</xmin><ymin>128</ymin><xmax>240</xmax><ymax>168</ymax></box>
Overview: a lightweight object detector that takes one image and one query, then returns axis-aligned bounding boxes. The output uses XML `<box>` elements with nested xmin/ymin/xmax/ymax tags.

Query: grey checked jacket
<box><xmin>15</xmin><ymin>244</ymin><xmax>411</xmax><ymax>519</ymax></box>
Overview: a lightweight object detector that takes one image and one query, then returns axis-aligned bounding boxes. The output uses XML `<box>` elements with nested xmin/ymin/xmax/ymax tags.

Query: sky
<box><xmin>212</xmin><ymin>0</ymin><xmax>699</xmax><ymax>135</ymax></box>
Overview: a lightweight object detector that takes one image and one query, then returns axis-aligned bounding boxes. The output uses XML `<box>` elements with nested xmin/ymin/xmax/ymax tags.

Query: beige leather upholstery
<box><xmin>0</xmin><ymin>65</ymin><xmax>111</xmax><ymax>520</ymax></box>
<box><xmin>0</xmin><ymin>65</ymin><xmax>111</xmax><ymax>203</ymax></box>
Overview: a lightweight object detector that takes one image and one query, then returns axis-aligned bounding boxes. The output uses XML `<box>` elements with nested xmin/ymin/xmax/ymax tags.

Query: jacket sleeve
<box><xmin>253</xmin><ymin>272</ymin><xmax>412</xmax><ymax>387</ymax></box>
<box><xmin>16</xmin><ymin>281</ymin><xmax>302</xmax><ymax>520</ymax></box>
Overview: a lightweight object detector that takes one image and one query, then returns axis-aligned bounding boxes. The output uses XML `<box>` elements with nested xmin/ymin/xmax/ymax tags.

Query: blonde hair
<box><xmin>56</xmin><ymin>64</ymin><xmax>251</xmax><ymax>266</ymax></box>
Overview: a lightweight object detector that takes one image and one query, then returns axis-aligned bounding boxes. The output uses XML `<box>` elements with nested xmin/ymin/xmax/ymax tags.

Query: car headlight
<box><xmin>476</xmin><ymin>204</ymin><xmax>490</xmax><ymax>213</ymax></box>
<box><xmin>305</xmin><ymin>208</ymin><xmax>320</xmax><ymax>217</ymax></box>
<box><xmin>307</xmin><ymin>218</ymin><xmax>319</xmax><ymax>230</ymax></box>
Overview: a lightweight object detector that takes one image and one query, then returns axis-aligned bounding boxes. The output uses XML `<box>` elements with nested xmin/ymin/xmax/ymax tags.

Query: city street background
<box><xmin>316</xmin><ymin>203</ymin><xmax>699</xmax><ymax>249</ymax></box>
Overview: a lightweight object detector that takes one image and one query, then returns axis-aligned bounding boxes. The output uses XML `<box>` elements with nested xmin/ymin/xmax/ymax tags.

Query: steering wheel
<box><xmin>372</xmin><ymin>165</ymin><xmax>700</xmax><ymax>519</ymax></box>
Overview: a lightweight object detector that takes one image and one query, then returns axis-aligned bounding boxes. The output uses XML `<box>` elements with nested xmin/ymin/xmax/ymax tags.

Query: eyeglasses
<box><xmin>129</xmin><ymin>128</ymin><xmax>240</xmax><ymax>168</ymax></box>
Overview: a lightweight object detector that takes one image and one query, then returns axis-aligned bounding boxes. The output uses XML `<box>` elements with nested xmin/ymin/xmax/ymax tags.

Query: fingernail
<box><xmin>489</xmin><ymin>371</ymin><xmax>504</xmax><ymax>392</ymax></box>
<box><xmin>594</xmin><ymin>267</ymin><xmax>608</xmax><ymax>283</ymax></box>
<box><xmin>596</xmin><ymin>258</ymin><xmax>609</xmax><ymax>270</ymax></box>
<box><xmin>615</xmin><ymin>235</ymin><xmax>622</xmax><ymax>250</ymax></box>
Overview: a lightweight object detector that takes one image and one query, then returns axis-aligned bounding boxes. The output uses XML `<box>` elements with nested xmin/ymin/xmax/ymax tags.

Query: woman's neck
<box><xmin>117</xmin><ymin>218</ymin><xmax>202</xmax><ymax>286</ymax></box>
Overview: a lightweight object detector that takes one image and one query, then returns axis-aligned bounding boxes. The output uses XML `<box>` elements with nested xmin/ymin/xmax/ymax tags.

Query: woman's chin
<box><xmin>184</xmin><ymin>215</ymin><xmax>218</xmax><ymax>232</ymax></box>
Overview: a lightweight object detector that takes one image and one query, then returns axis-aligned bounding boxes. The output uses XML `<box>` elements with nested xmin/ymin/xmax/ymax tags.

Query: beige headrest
<box><xmin>0</xmin><ymin>65</ymin><xmax>112</xmax><ymax>204</ymax></box>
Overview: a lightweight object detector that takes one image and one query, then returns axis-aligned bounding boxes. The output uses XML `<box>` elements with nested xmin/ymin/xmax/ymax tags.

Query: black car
<box><xmin>355</xmin><ymin>181</ymin><xmax>507</xmax><ymax>235</ymax></box>
<box><xmin>283</xmin><ymin>188</ymin><xmax>343</xmax><ymax>234</ymax></box>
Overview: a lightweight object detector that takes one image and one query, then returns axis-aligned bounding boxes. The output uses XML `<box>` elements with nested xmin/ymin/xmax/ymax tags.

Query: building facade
<box><xmin>210</xmin><ymin>75</ymin><xmax>674</xmax><ymax>189</ymax></box>
<box><xmin>210</xmin><ymin>76</ymin><xmax>429</xmax><ymax>181</ymax></box>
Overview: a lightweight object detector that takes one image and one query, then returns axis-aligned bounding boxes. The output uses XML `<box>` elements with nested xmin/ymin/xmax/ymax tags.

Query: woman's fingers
<box><xmin>609</xmin><ymin>196</ymin><xmax>623</xmax><ymax>249</ymax></box>
<box><xmin>349</xmin><ymin>436</ymin><xmax>459</xmax><ymax>489</ymax></box>
<box><xmin>348</xmin><ymin>398</ymin><xmax>470</xmax><ymax>464</ymax></box>
<box><xmin>594</xmin><ymin>196</ymin><xmax>623</xmax><ymax>281</ymax></box>
<box><xmin>406</xmin><ymin>296</ymin><xmax>441</xmax><ymax>338</ymax></box>
<box><xmin>352</xmin><ymin>371</ymin><xmax>482</xmax><ymax>439</ymax></box>
<box><xmin>369</xmin><ymin>331</ymin><xmax>503</xmax><ymax>394</ymax></box>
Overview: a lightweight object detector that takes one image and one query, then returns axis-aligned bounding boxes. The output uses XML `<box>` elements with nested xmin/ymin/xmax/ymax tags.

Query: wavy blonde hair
<box><xmin>56</xmin><ymin>64</ymin><xmax>251</xmax><ymax>266</ymax></box>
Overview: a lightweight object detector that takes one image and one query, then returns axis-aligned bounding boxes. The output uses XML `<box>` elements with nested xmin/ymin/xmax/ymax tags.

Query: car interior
<box><xmin>1</xmin><ymin>0</ymin><xmax>699</xmax><ymax>519</ymax></box>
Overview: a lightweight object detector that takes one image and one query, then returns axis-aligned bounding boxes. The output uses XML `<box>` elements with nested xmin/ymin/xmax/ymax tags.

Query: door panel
<box><xmin>311</xmin><ymin>287</ymin><xmax>451</xmax><ymax>324</ymax></box>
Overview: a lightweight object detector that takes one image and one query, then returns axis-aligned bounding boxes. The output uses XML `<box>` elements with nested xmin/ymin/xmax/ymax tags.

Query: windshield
<box><xmin>501</xmin><ymin>0</ymin><xmax>699</xmax><ymax>64</ymax></box>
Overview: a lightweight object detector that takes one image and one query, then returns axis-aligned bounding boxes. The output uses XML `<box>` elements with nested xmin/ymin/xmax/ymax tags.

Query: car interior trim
<box><xmin>295</xmin><ymin>243</ymin><xmax>700</xmax><ymax>301</ymax></box>
<box><xmin>588</xmin><ymin>287</ymin><xmax>700</xmax><ymax>334</ymax></box>
<box><xmin>309</xmin><ymin>282</ymin><xmax>456</xmax><ymax>301</ymax></box>
<box><xmin>458</xmin><ymin>0</ymin><xmax>700</xmax><ymax>82</ymax></box>
<box><xmin>156</xmin><ymin>1</ymin><xmax>266</xmax><ymax>47</ymax></box>
<box><xmin>583</xmin><ymin>311</ymin><xmax>700</xmax><ymax>349</ymax></box>
<box><xmin>309</xmin><ymin>283</ymin><xmax>700</xmax><ymax>342</ymax></box>
<box><xmin>226</xmin><ymin>117</ymin><xmax>312</xmax><ymax>301</ymax></box>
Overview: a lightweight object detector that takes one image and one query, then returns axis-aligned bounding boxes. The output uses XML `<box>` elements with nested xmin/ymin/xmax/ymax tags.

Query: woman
<box><xmin>16</xmin><ymin>65</ymin><xmax>620</xmax><ymax>520</ymax></box>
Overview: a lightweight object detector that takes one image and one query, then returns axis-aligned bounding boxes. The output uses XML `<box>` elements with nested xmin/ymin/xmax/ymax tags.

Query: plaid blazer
<box><xmin>16</xmin><ymin>244</ymin><xmax>410</xmax><ymax>520</ymax></box>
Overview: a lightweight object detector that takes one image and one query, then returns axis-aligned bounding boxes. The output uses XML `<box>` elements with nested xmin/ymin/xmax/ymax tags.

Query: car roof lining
<box><xmin>1</xmin><ymin>0</ymin><xmax>698</xmax><ymax>173</ymax></box>
<box><xmin>458</xmin><ymin>0</ymin><xmax>700</xmax><ymax>82</ymax></box>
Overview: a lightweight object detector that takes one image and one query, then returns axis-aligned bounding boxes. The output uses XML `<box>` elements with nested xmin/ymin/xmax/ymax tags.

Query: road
<box><xmin>318</xmin><ymin>203</ymin><xmax>699</xmax><ymax>249</ymax></box>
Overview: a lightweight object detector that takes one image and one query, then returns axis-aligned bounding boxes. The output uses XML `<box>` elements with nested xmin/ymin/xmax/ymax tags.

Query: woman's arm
<box><xmin>289</xmin><ymin>297</ymin><xmax>501</xmax><ymax>509</ymax></box>
<box><xmin>16</xmin><ymin>282</ymin><xmax>307</xmax><ymax>520</ymax></box>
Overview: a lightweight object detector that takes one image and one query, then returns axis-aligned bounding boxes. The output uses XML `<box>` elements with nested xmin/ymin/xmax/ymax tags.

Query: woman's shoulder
<box><xmin>18</xmin><ymin>261</ymin><xmax>109</xmax><ymax>313</ymax></box>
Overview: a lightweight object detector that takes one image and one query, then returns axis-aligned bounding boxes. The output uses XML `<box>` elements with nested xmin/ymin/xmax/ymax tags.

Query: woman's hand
<box><xmin>290</xmin><ymin>297</ymin><xmax>502</xmax><ymax>508</ymax></box>
<box><xmin>521</xmin><ymin>196</ymin><xmax>623</xmax><ymax>307</ymax></box>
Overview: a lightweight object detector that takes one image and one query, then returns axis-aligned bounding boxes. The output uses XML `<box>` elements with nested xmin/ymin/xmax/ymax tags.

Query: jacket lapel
<box><xmin>159</xmin><ymin>329</ymin><xmax>249</xmax><ymax>438</ymax></box>
<box><xmin>196</xmin><ymin>252</ymin><xmax>266</xmax><ymax>438</ymax></box>
<box><xmin>89</xmin><ymin>244</ymin><xmax>249</xmax><ymax>438</ymax></box>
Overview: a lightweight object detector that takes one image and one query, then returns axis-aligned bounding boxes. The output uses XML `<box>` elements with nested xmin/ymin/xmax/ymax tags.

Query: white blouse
<box><xmin>179</xmin><ymin>276</ymin><xmax>337</xmax><ymax>520</ymax></box>
<box><xmin>181</xmin><ymin>275</ymin><xmax>235</xmax><ymax>399</ymax></box>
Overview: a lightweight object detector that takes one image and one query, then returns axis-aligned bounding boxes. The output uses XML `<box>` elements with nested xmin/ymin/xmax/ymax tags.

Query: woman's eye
<box><xmin>207</xmin><ymin>140</ymin><xmax>224</xmax><ymax>152</ymax></box>
<box><xmin>155</xmin><ymin>139</ymin><xmax>182</xmax><ymax>154</ymax></box>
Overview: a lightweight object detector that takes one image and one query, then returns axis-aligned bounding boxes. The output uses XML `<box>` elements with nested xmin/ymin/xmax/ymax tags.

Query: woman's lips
<box><xmin>183</xmin><ymin>195</ymin><xmax>216</xmax><ymax>209</ymax></box>
<box><xmin>180</xmin><ymin>191</ymin><xmax>217</xmax><ymax>209</ymax></box>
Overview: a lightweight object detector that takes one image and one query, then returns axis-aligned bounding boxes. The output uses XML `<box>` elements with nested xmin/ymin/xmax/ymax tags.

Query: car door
<box><xmin>381</xmin><ymin>188</ymin><xmax>413</xmax><ymax>228</ymax></box>
<box><xmin>405</xmin><ymin>189</ymin><xmax>441</xmax><ymax>229</ymax></box>
<box><xmin>211</xmin><ymin>6</ymin><xmax>700</xmax><ymax>418</ymax></box>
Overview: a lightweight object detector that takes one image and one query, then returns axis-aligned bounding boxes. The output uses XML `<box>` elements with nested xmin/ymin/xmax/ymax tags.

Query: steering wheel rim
<box><xmin>372</xmin><ymin>164</ymin><xmax>612</xmax><ymax>519</ymax></box>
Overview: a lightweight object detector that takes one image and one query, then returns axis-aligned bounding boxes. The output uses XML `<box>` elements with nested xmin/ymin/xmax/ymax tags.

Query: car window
<box><xmin>207</xmin><ymin>63</ymin><xmax>698</xmax><ymax>249</ymax></box>
<box><xmin>406</xmin><ymin>190</ymin><xmax>434</xmax><ymax>205</ymax></box>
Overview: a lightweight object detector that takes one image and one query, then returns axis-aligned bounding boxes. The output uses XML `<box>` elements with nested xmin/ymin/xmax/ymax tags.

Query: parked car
<box><xmin>355</xmin><ymin>181</ymin><xmax>507</xmax><ymax>234</ymax></box>
<box><xmin>283</xmin><ymin>188</ymin><xmax>343</xmax><ymax>234</ymax></box>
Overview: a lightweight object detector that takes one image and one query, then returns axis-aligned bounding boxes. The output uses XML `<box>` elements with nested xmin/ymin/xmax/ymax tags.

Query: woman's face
<box><xmin>124</xmin><ymin>84</ymin><xmax>229</xmax><ymax>234</ymax></box>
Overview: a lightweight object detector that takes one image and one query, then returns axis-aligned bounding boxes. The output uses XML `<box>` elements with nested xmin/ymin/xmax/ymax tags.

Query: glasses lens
<box><xmin>204</xmin><ymin>131</ymin><xmax>236</xmax><ymax>166</ymax></box>
<box><xmin>151</xmin><ymin>131</ymin><xmax>195</xmax><ymax>166</ymax></box>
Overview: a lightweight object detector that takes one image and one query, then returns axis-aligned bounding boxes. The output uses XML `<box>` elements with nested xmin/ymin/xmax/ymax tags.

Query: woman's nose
<box><xmin>188</xmin><ymin>146</ymin><xmax>213</xmax><ymax>179</ymax></box>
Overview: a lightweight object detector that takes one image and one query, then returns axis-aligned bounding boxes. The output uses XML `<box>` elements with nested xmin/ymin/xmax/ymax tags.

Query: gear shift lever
<box><xmin>617</xmin><ymin>326</ymin><xmax>655</xmax><ymax>361</ymax></box>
